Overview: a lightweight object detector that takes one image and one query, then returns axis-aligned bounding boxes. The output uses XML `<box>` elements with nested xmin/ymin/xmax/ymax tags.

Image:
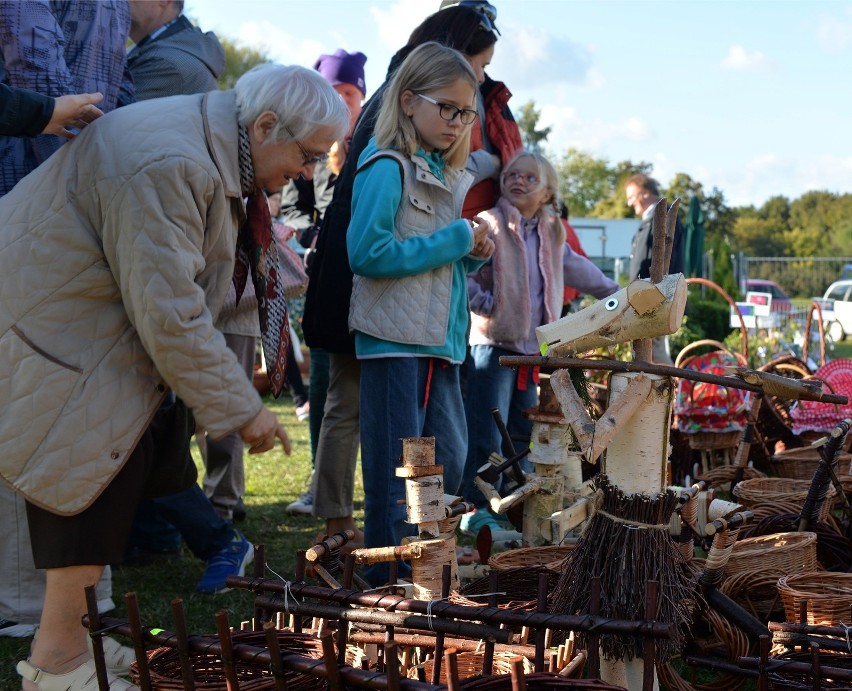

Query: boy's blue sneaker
<box><xmin>196</xmin><ymin>529</ymin><xmax>254</xmax><ymax>594</ymax></box>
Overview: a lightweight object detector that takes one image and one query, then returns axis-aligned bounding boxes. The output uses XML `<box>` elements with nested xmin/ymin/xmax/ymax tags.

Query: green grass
<box><xmin>0</xmin><ymin>392</ymin><xmax>354</xmax><ymax>687</ymax></box>
<box><xmin>829</xmin><ymin>338</ymin><xmax>852</xmax><ymax>360</ymax></box>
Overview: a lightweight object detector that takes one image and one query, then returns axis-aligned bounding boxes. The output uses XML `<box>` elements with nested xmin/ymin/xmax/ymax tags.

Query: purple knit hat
<box><xmin>314</xmin><ymin>49</ymin><xmax>367</xmax><ymax>96</ymax></box>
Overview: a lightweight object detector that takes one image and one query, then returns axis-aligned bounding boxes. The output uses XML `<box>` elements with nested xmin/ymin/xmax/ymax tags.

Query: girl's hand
<box><xmin>470</xmin><ymin>216</ymin><xmax>494</xmax><ymax>259</ymax></box>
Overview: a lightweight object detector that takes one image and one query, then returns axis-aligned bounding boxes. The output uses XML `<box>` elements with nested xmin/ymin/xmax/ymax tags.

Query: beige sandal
<box><xmin>16</xmin><ymin>659</ymin><xmax>138</xmax><ymax>690</ymax></box>
<box><xmin>88</xmin><ymin>635</ymin><xmax>136</xmax><ymax>676</ymax></box>
<box><xmin>32</xmin><ymin>627</ymin><xmax>136</xmax><ymax>678</ymax></box>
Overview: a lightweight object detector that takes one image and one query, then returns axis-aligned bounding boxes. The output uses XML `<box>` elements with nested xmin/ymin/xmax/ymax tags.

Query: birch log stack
<box><xmin>350</xmin><ymin>437</ymin><xmax>459</xmax><ymax>599</ymax></box>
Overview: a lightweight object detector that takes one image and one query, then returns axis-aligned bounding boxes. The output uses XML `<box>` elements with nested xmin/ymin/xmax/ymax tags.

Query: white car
<box><xmin>817</xmin><ymin>279</ymin><xmax>852</xmax><ymax>342</ymax></box>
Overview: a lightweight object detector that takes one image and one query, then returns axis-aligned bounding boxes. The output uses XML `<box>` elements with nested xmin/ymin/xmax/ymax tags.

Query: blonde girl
<box><xmin>460</xmin><ymin>150</ymin><xmax>618</xmax><ymax>534</ymax></box>
<box><xmin>346</xmin><ymin>42</ymin><xmax>494</xmax><ymax>584</ymax></box>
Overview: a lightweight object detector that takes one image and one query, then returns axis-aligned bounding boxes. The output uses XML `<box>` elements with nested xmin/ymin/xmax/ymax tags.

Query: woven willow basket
<box><xmin>777</xmin><ymin>572</ymin><xmax>852</xmax><ymax>625</ymax></box>
<box><xmin>488</xmin><ymin>545</ymin><xmax>575</xmax><ymax>572</ymax></box>
<box><xmin>459</xmin><ymin>672</ymin><xmax>630</xmax><ymax>690</ymax></box>
<box><xmin>407</xmin><ymin>651</ymin><xmax>534</xmax><ymax>682</ymax></box>
<box><xmin>130</xmin><ymin>630</ymin><xmax>324</xmax><ymax>690</ymax></box>
<box><xmin>732</xmin><ymin>477</ymin><xmax>835</xmax><ymax>520</ymax></box>
<box><xmin>726</xmin><ymin>532</ymin><xmax>818</xmax><ymax>579</ymax></box>
<box><xmin>770</xmin><ymin>446</ymin><xmax>852</xmax><ymax>481</ymax></box>
<box><xmin>453</xmin><ymin>566</ymin><xmax>560</xmax><ymax>611</ymax></box>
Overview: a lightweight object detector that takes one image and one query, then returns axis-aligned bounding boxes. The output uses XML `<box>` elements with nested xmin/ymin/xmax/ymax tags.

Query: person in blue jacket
<box><xmin>347</xmin><ymin>42</ymin><xmax>494</xmax><ymax>585</ymax></box>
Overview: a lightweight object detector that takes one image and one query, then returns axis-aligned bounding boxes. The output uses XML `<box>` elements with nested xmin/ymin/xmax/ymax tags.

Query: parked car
<box><xmin>840</xmin><ymin>264</ymin><xmax>852</xmax><ymax>281</ymax></box>
<box><xmin>815</xmin><ymin>279</ymin><xmax>852</xmax><ymax>342</ymax></box>
<box><xmin>744</xmin><ymin>278</ymin><xmax>793</xmax><ymax>315</ymax></box>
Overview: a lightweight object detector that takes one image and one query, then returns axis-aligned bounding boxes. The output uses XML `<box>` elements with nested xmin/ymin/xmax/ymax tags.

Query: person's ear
<box><xmin>252</xmin><ymin>111</ymin><xmax>279</xmax><ymax>144</ymax></box>
<box><xmin>400</xmin><ymin>90</ymin><xmax>417</xmax><ymax>118</ymax></box>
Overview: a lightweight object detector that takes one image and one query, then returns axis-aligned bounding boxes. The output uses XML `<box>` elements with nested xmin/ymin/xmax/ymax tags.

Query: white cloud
<box><xmin>491</xmin><ymin>22</ymin><xmax>594</xmax><ymax>88</ymax></box>
<box><xmin>700</xmin><ymin>153</ymin><xmax>852</xmax><ymax>208</ymax></box>
<box><xmin>537</xmin><ymin>104</ymin><xmax>652</xmax><ymax>155</ymax></box>
<box><xmin>235</xmin><ymin>20</ymin><xmax>325</xmax><ymax>66</ymax></box>
<box><xmin>816</xmin><ymin>7</ymin><xmax>852</xmax><ymax>55</ymax></box>
<box><xmin>720</xmin><ymin>45</ymin><xmax>774</xmax><ymax>73</ymax></box>
<box><xmin>369</xmin><ymin>0</ymin><xmax>425</xmax><ymax>52</ymax></box>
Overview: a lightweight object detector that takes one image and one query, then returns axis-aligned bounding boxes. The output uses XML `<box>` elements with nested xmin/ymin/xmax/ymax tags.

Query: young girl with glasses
<box><xmin>346</xmin><ymin>42</ymin><xmax>494</xmax><ymax>585</ymax></box>
<box><xmin>460</xmin><ymin>150</ymin><xmax>619</xmax><ymax>535</ymax></box>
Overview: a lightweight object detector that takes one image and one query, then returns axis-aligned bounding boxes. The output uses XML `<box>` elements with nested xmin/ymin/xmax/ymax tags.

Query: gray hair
<box><xmin>235</xmin><ymin>63</ymin><xmax>349</xmax><ymax>143</ymax></box>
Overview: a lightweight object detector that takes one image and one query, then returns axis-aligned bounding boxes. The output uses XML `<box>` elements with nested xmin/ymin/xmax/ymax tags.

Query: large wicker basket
<box><xmin>720</xmin><ymin>532</ymin><xmax>819</xmax><ymax>621</ymax></box>
<box><xmin>726</xmin><ymin>532</ymin><xmax>818</xmax><ymax>578</ymax></box>
<box><xmin>459</xmin><ymin>672</ymin><xmax>629</xmax><ymax>690</ymax></box>
<box><xmin>488</xmin><ymin>545</ymin><xmax>575</xmax><ymax>572</ymax></box>
<box><xmin>770</xmin><ymin>446</ymin><xmax>852</xmax><ymax>481</ymax></box>
<box><xmin>732</xmin><ymin>477</ymin><xmax>835</xmax><ymax>520</ymax></box>
<box><xmin>130</xmin><ymin>630</ymin><xmax>325</xmax><ymax>690</ymax></box>
<box><xmin>407</xmin><ymin>651</ymin><xmax>534</xmax><ymax>682</ymax></box>
<box><xmin>454</xmin><ymin>566</ymin><xmax>559</xmax><ymax>611</ymax></box>
<box><xmin>777</xmin><ymin>572</ymin><xmax>852</xmax><ymax>625</ymax></box>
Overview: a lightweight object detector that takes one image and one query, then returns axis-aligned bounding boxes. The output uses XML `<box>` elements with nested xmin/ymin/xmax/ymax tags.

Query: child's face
<box><xmin>502</xmin><ymin>157</ymin><xmax>552</xmax><ymax>219</ymax></box>
<box><xmin>402</xmin><ymin>79</ymin><xmax>476</xmax><ymax>153</ymax></box>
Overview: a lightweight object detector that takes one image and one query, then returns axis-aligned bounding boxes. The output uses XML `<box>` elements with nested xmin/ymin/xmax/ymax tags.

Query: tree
<box><xmin>555</xmin><ymin>148</ymin><xmax>612</xmax><ymax>217</ymax></box>
<box><xmin>217</xmin><ymin>37</ymin><xmax>270</xmax><ymax>90</ymax></box>
<box><xmin>590</xmin><ymin>159</ymin><xmax>652</xmax><ymax>218</ymax></box>
<box><xmin>516</xmin><ymin>100</ymin><xmax>551</xmax><ymax>153</ymax></box>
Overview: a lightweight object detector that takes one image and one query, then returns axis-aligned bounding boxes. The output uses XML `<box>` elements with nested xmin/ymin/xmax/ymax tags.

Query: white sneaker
<box><xmin>296</xmin><ymin>402</ymin><xmax>310</xmax><ymax>422</ymax></box>
<box><xmin>286</xmin><ymin>489</ymin><xmax>313</xmax><ymax>515</ymax></box>
<box><xmin>0</xmin><ymin>618</ymin><xmax>36</xmax><ymax>637</ymax></box>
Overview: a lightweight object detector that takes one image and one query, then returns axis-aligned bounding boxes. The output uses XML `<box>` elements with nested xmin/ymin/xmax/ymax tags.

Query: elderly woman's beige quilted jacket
<box><xmin>0</xmin><ymin>90</ymin><xmax>263</xmax><ymax>515</ymax></box>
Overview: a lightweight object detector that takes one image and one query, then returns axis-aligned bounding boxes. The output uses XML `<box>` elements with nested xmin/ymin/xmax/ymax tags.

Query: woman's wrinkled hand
<box><xmin>240</xmin><ymin>406</ymin><xmax>291</xmax><ymax>455</ymax></box>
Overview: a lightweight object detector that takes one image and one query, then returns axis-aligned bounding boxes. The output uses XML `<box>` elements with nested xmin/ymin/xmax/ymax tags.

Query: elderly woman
<box><xmin>0</xmin><ymin>64</ymin><xmax>348</xmax><ymax>690</ymax></box>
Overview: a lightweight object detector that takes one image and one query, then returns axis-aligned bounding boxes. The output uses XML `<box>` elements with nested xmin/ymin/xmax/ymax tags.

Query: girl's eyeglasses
<box><xmin>416</xmin><ymin>94</ymin><xmax>478</xmax><ymax>126</ymax></box>
<box><xmin>504</xmin><ymin>171</ymin><xmax>540</xmax><ymax>185</ymax></box>
<box><xmin>285</xmin><ymin>126</ymin><xmax>328</xmax><ymax>166</ymax></box>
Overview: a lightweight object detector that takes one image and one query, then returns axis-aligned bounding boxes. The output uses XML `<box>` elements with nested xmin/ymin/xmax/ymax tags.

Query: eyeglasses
<box><xmin>504</xmin><ymin>171</ymin><xmax>540</xmax><ymax>185</ymax></box>
<box><xmin>416</xmin><ymin>94</ymin><xmax>478</xmax><ymax>126</ymax></box>
<box><xmin>441</xmin><ymin>0</ymin><xmax>500</xmax><ymax>35</ymax></box>
<box><xmin>285</xmin><ymin>126</ymin><xmax>328</xmax><ymax>166</ymax></box>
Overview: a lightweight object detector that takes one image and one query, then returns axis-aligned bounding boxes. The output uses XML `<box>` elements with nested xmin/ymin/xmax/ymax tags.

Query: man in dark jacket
<box><xmin>625</xmin><ymin>173</ymin><xmax>686</xmax><ymax>363</ymax></box>
<box><xmin>124</xmin><ymin>0</ymin><xmax>225</xmax><ymax>101</ymax></box>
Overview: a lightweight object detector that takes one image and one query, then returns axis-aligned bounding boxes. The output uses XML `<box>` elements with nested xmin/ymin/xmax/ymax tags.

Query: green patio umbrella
<box><xmin>683</xmin><ymin>195</ymin><xmax>706</xmax><ymax>277</ymax></box>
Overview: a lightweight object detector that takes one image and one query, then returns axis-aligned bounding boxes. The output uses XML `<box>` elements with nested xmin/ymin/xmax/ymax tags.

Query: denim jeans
<box><xmin>359</xmin><ymin>357</ymin><xmax>467</xmax><ymax>586</ymax></box>
<box><xmin>127</xmin><ymin>484</ymin><xmax>232</xmax><ymax>561</ymax></box>
<box><xmin>461</xmin><ymin>344</ymin><xmax>536</xmax><ymax>508</ymax></box>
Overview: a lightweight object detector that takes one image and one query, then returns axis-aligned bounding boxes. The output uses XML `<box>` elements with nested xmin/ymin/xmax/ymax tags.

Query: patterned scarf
<box><xmin>234</xmin><ymin>123</ymin><xmax>290</xmax><ymax>397</ymax></box>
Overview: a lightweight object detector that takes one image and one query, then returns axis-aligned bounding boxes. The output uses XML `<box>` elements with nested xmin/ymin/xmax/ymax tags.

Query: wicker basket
<box><xmin>454</xmin><ymin>566</ymin><xmax>559</xmax><ymax>611</ymax></box>
<box><xmin>770</xmin><ymin>446</ymin><xmax>852</xmax><ymax>481</ymax></box>
<box><xmin>726</xmin><ymin>532</ymin><xmax>818</xmax><ymax>578</ymax></box>
<box><xmin>131</xmin><ymin>630</ymin><xmax>325</xmax><ymax>690</ymax></box>
<box><xmin>722</xmin><ymin>570</ymin><xmax>788</xmax><ymax>621</ymax></box>
<box><xmin>767</xmin><ymin>649</ymin><xmax>852</xmax><ymax>690</ymax></box>
<box><xmin>777</xmin><ymin>572</ymin><xmax>852</xmax><ymax>625</ymax></box>
<box><xmin>459</xmin><ymin>672</ymin><xmax>629</xmax><ymax>690</ymax></box>
<box><xmin>695</xmin><ymin>464</ymin><xmax>765</xmax><ymax>490</ymax></box>
<box><xmin>687</xmin><ymin>430</ymin><xmax>742</xmax><ymax>451</ymax></box>
<box><xmin>407</xmin><ymin>651</ymin><xmax>534</xmax><ymax>682</ymax></box>
<box><xmin>732</xmin><ymin>477</ymin><xmax>835</xmax><ymax>520</ymax></box>
<box><xmin>488</xmin><ymin>545</ymin><xmax>575</xmax><ymax>572</ymax></box>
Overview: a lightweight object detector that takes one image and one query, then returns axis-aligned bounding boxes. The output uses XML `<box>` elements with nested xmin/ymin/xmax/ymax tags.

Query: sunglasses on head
<box><xmin>442</xmin><ymin>0</ymin><xmax>500</xmax><ymax>36</ymax></box>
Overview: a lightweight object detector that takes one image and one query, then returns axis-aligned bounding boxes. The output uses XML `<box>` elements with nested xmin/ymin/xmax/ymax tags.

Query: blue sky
<box><xmin>186</xmin><ymin>0</ymin><xmax>852</xmax><ymax>209</ymax></box>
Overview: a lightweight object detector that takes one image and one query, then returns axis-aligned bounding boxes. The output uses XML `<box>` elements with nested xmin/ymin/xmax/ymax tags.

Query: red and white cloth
<box><xmin>791</xmin><ymin>358</ymin><xmax>852</xmax><ymax>434</ymax></box>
